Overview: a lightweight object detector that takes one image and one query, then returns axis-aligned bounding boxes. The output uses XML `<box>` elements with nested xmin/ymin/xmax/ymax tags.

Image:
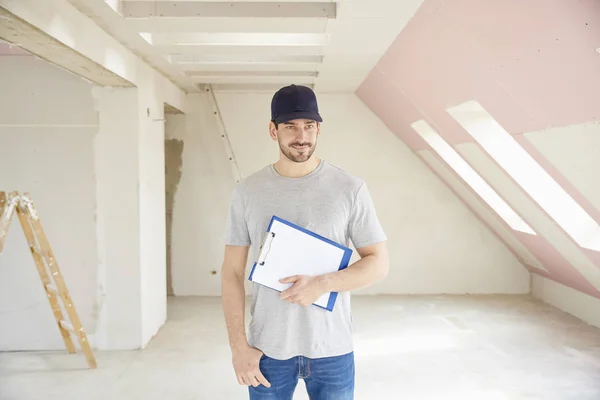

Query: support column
<box><xmin>92</xmin><ymin>86</ymin><xmax>143</xmax><ymax>350</ymax></box>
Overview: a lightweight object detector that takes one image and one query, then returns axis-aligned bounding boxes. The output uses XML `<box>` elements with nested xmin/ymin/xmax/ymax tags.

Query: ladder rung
<box><xmin>45</xmin><ymin>284</ymin><xmax>58</xmax><ymax>295</ymax></box>
<box><xmin>5</xmin><ymin>191</ymin><xmax>97</xmax><ymax>368</ymax></box>
<box><xmin>60</xmin><ymin>320</ymin><xmax>74</xmax><ymax>333</ymax></box>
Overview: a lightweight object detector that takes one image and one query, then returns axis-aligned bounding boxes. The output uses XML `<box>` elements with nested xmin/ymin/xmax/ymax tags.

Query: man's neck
<box><xmin>273</xmin><ymin>156</ymin><xmax>321</xmax><ymax>178</ymax></box>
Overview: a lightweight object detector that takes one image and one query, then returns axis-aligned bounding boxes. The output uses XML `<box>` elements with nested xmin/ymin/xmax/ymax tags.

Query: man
<box><xmin>221</xmin><ymin>84</ymin><xmax>389</xmax><ymax>400</ymax></box>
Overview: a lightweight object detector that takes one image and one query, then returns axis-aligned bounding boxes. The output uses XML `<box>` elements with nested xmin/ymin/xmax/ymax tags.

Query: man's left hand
<box><xmin>279</xmin><ymin>275</ymin><xmax>326</xmax><ymax>306</ymax></box>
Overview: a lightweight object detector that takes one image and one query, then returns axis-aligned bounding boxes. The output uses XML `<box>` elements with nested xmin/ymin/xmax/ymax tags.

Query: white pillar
<box><xmin>137</xmin><ymin>69</ymin><xmax>167</xmax><ymax>347</ymax></box>
<box><xmin>92</xmin><ymin>86</ymin><xmax>143</xmax><ymax>350</ymax></box>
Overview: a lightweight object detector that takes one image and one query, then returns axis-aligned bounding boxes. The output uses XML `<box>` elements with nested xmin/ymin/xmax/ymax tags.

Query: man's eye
<box><xmin>306</xmin><ymin>125</ymin><xmax>313</xmax><ymax>129</ymax></box>
<box><xmin>287</xmin><ymin>126</ymin><xmax>295</xmax><ymax>129</ymax></box>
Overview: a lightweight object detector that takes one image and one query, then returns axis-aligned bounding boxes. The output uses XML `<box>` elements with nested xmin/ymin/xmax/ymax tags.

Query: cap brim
<box><xmin>274</xmin><ymin>111</ymin><xmax>323</xmax><ymax>124</ymax></box>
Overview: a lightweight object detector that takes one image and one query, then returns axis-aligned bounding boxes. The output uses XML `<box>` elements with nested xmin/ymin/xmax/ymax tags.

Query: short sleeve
<box><xmin>223</xmin><ymin>185</ymin><xmax>251</xmax><ymax>246</ymax></box>
<box><xmin>348</xmin><ymin>182</ymin><xmax>387</xmax><ymax>249</ymax></box>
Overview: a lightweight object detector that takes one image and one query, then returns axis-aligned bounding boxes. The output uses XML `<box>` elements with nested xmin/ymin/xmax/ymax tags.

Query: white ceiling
<box><xmin>64</xmin><ymin>0</ymin><xmax>425</xmax><ymax>93</ymax></box>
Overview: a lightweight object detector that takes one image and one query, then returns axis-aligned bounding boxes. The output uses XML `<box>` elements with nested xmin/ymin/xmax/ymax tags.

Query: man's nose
<box><xmin>297</xmin><ymin>129</ymin><xmax>309</xmax><ymax>142</ymax></box>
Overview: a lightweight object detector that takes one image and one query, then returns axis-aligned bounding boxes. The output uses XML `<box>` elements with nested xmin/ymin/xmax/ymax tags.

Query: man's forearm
<box><xmin>221</xmin><ymin>270</ymin><xmax>248</xmax><ymax>352</ymax></box>
<box><xmin>318</xmin><ymin>251</ymin><xmax>389</xmax><ymax>293</ymax></box>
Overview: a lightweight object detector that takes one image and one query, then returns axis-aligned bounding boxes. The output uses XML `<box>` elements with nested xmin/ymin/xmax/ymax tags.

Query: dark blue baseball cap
<box><xmin>271</xmin><ymin>84</ymin><xmax>323</xmax><ymax>124</ymax></box>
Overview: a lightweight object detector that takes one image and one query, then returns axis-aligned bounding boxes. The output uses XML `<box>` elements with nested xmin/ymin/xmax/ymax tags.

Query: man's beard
<box><xmin>279</xmin><ymin>139</ymin><xmax>316</xmax><ymax>163</ymax></box>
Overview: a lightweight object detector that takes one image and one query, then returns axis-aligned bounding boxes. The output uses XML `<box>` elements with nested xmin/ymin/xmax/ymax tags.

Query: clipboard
<box><xmin>248</xmin><ymin>215</ymin><xmax>353</xmax><ymax>312</ymax></box>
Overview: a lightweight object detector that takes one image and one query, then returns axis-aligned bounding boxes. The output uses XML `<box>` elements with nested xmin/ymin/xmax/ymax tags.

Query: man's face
<box><xmin>270</xmin><ymin>119</ymin><xmax>320</xmax><ymax>163</ymax></box>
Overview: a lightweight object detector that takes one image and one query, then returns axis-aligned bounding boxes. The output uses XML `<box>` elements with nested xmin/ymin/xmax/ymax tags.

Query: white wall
<box><xmin>0</xmin><ymin>56</ymin><xmax>98</xmax><ymax>350</ymax></box>
<box><xmin>0</xmin><ymin>54</ymin><xmax>172</xmax><ymax>351</ymax></box>
<box><xmin>532</xmin><ymin>275</ymin><xmax>600</xmax><ymax>329</ymax></box>
<box><xmin>522</xmin><ymin>121</ymin><xmax>600</xmax><ymax>224</ymax></box>
<box><xmin>138</xmin><ymin>68</ymin><xmax>168</xmax><ymax>346</ymax></box>
<box><xmin>166</xmin><ymin>93</ymin><xmax>237</xmax><ymax>296</ymax></box>
<box><xmin>92</xmin><ymin>70</ymin><xmax>170</xmax><ymax>349</ymax></box>
<box><xmin>92</xmin><ymin>86</ymin><xmax>142</xmax><ymax>350</ymax></box>
<box><xmin>417</xmin><ymin>150</ymin><xmax>548</xmax><ymax>274</ymax></box>
<box><xmin>169</xmin><ymin>91</ymin><xmax>530</xmax><ymax>295</ymax></box>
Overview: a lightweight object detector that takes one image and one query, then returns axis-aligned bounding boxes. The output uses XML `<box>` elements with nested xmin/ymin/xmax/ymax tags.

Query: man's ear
<box><xmin>269</xmin><ymin>121</ymin><xmax>278</xmax><ymax>140</ymax></box>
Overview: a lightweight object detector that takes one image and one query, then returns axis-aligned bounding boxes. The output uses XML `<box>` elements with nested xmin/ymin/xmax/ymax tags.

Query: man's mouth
<box><xmin>292</xmin><ymin>144</ymin><xmax>310</xmax><ymax>150</ymax></box>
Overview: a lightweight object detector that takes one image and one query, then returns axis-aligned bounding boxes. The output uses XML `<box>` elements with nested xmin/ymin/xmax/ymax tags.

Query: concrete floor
<box><xmin>1</xmin><ymin>295</ymin><xmax>599</xmax><ymax>400</ymax></box>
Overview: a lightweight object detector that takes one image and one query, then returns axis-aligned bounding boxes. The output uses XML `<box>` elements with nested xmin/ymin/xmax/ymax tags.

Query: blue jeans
<box><xmin>248</xmin><ymin>352</ymin><xmax>355</xmax><ymax>400</ymax></box>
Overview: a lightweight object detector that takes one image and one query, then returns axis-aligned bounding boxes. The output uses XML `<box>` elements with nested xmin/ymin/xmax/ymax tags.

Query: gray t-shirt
<box><xmin>223</xmin><ymin>159</ymin><xmax>387</xmax><ymax>360</ymax></box>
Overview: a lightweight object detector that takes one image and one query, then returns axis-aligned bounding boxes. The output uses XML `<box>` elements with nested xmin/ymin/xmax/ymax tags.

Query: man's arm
<box><xmin>221</xmin><ymin>245</ymin><xmax>250</xmax><ymax>352</ymax></box>
<box><xmin>221</xmin><ymin>245</ymin><xmax>271</xmax><ymax>388</ymax></box>
<box><xmin>318</xmin><ymin>241</ymin><xmax>389</xmax><ymax>293</ymax></box>
<box><xmin>279</xmin><ymin>241</ymin><xmax>389</xmax><ymax>305</ymax></box>
<box><xmin>221</xmin><ymin>184</ymin><xmax>269</xmax><ymax>387</ymax></box>
<box><xmin>321</xmin><ymin>180</ymin><xmax>389</xmax><ymax>293</ymax></box>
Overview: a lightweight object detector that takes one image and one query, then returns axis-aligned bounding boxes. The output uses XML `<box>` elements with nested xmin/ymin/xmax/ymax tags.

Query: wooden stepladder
<box><xmin>0</xmin><ymin>191</ymin><xmax>97</xmax><ymax>369</ymax></box>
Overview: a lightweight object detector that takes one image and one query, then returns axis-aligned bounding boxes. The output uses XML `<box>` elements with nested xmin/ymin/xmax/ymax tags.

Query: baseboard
<box><xmin>532</xmin><ymin>275</ymin><xmax>600</xmax><ymax>329</ymax></box>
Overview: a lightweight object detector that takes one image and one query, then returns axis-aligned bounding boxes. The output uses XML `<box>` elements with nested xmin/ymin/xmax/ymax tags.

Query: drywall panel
<box><xmin>418</xmin><ymin>149</ymin><xmax>544</xmax><ymax>273</ymax></box>
<box><xmin>0</xmin><ymin>127</ymin><xmax>97</xmax><ymax>351</ymax></box>
<box><xmin>457</xmin><ymin>143</ymin><xmax>600</xmax><ymax>291</ymax></box>
<box><xmin>92</xmin><ymin>86</ymin><xmax>143</xmax><ymax>350</ymax></box>
<box><xmin>0</xmin><ymin>57</ymin><xmax>98</xmax><ymax>126</ymax></box>
<box><xmin>93</xmin><ymin>75</ymin><xmax>171</xmax><ymax>349</ymax></box>
<box><xmin>137</xmin><ymin>67</ymin><xmax>168</xmax><ymax>347</ymax></box>
<box><xmin>166</xmin><ymin>93</ymin><xmax>237</xmax><ymax>296</ymax></box>
<box><xmin>0</xmin><ymin>56</ymin><xmax>97</xmax><ymax>351</ymax></box>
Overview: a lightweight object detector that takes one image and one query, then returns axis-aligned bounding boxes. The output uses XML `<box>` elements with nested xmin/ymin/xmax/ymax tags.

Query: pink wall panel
<box><xmin>583</xmin><ymin>250</ymin><xmax>600</xmax><ymax>273</ymax></box>
<box><xmin>357</xmin><ymin>0</ymin><xmax>600</xmax><ymax>298</ymax></box>
<box><xmin>364</xmin><ymin>0</ymin><xmax>600</xmax><ymax>139</ymax></box>
<box><xmin>516</xmin><ymin>232</ymin><xmax>600</xmax><ymax>299</ymax></box>
<box><xmin>460</xmin><ymin>0</ymin><xmax>600</xmax><ymax>127</ymax></box>
<box><xmin>357</xmin><ymin>68</ymin><xmax>430</xmax><ymax>151</ymax></box>
<box><xmin>372</xmin><ymin>0</ymin><xmax>540</xmax><ymax>142</ymax></box>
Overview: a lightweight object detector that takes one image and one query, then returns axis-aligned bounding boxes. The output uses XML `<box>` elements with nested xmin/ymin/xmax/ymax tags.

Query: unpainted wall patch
<box><xmin>165</xmin><ymin>138</ymin><xmax>184</xmax><ymax>296</ymax></box>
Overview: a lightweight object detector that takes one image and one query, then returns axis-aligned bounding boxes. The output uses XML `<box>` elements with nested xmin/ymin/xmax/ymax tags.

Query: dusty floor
<box><xmin>1</xmin><ymin>295</ymin><xmax>599</xmax><ymax>400</ymax></box>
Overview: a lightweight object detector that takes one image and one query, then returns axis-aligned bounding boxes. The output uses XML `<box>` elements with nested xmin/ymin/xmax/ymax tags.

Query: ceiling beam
<box><xmin>127</xmin><ymin>17</ymin><xmax>328</xmax><ymax>34</ymax></box>
<box><xmin>122</xmin><ymin>2</ymin><xmax>336</xmax><ymax>19</ymax></box>
<box><xmin>0</xmin><ymin>6</ymin><xmax>133</xmax><ymax>87</ymax></box>
<box><xmin>144</xmin><ymin>33</ymin><xmax>330</xmax><ymax>47</ymax></box>
<box><xmin>159</xmin><ymin>44</ymin><xmax>323</xmax><ymax>56</ymax></box>
<box><xmin>180</xmin><ymin>62</ymin><xmax>320</xmax><ymax>72</ymax></box>
<box><xmin>185</xmin><ymin>70</ymin><xmax>318</xmax><ymax>78</ymax></box>
<box><xmin>200</xmin><ymin>83</ymin><xmax>314</xmax><ymax>92</ymax></box>
<box><xmin>191</xmin><ymin>75</ymin><xmax>316</xmax><ymax>84</ymax></box>
<box><xmin>168</xmin><ymin>54</ymin><xmax>323</xmax><ymax>64</ymax></box>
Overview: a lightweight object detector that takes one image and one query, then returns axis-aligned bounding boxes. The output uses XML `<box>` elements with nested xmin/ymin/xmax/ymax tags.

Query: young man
<box><xmin>221</xmin><ymin>84</ymin><xmax>389</xmax><ymax>400</ymax></box>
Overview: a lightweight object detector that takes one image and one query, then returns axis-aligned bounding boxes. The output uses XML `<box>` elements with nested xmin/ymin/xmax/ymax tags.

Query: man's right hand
<box><xmin>232</xmin><ymin>345</ymin><xmax>271</xmax><ymax>388</ymax></box>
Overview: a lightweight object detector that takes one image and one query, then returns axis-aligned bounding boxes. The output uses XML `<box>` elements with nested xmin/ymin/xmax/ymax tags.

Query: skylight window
<box><xmin>411</xmin><ymin>120</ymin><xmax>536</xmax><ymax>235</ymax></box>
<box><xmin>447</xmin><ymin>100</ymin><xmax>600</xmax><ymax>252</ymax></box>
